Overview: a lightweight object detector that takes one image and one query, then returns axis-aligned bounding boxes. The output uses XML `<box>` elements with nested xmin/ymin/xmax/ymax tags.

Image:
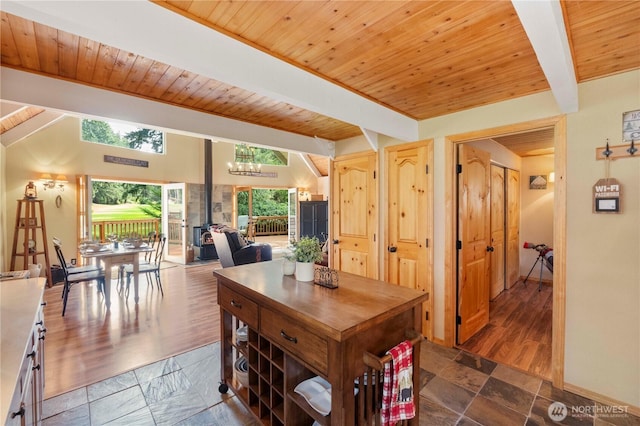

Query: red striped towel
<box><xmin>381</xmin><ymin>340</ymin><xmax>415</xmax><ymax>425</ymax></box>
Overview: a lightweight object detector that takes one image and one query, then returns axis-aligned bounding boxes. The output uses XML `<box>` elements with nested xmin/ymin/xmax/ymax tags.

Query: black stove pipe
<box><xmin>204</xmin><ymin>138</ymin><xmax>213</xmax><ymax>226</ymax></box>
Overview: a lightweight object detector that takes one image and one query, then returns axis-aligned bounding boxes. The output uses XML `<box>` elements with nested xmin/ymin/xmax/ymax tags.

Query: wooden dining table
<box><xmin>81</xmin><ymin>244</ymin><xmax>154</xmax><ymax>308</ymax></box>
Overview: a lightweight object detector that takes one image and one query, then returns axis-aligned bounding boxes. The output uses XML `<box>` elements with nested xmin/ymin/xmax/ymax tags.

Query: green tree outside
<box><xmin>92</xmin><ymin>181</ymin><xmax>161</xmax><ymax>219</ymax></box>
<box><xmin>237</xmin><ymin>189</ymin><xmax>288</xmax><ymax>216</ymax></box>
<box><xmin>82</xmin><ymin>119</ymin><xmax>164</xmax><ymax>153</ymax></box>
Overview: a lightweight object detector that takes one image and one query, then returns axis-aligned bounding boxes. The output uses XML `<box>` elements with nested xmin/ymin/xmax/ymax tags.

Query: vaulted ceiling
<box><xmin>1</xmin><ymin>1</ymin><xmax>639</xmax><ymax>159</ymax></box>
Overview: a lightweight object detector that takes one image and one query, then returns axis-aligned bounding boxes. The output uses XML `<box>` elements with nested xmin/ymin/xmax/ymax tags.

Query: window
<box><xmin>81</xmin><ymin>119</ymin><xmax>165</xmax><ymax>154</ymax></box>
<box><xmin>235</xmin><ymin>144</ymin><xmax>288</xmax><ymax>166</ymax></box>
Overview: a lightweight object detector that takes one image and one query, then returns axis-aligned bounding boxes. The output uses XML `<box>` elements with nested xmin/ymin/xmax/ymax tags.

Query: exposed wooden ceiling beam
<box><xmin>0</xmin><ymin>108</ymin><xmax>64</xmax><ymax>147</ymax></box>
<box><xmin>1</xmin><ymin>68</ymin><xmax>331</xmax><ymax>156</ymax></box>
<box><xmin>299</xmin><ymin>154</ymin><xmax>322</xmax><ymax>179</ymax></box>
<box><xmin>1</xmin><ymin>0</ymin><xmax>419</xmax><ymax>142</ymax></box>
<box><xmin>512</xmin><ymin>0</ymin><xmax>578</xmax><ymax>112</ymax></box>
<box><xmin>360</xmin><ymin>128</ymin><xmax>379</xmax><ymax>152</ymax></box>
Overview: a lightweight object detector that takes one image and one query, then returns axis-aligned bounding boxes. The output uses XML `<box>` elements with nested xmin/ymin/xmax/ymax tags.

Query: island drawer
<box><xmin>260</xmin><ymin>307</ymin><xmax>327</xmax><ymax>375</ymax></box>
<box><xmin>218</xmin><ymin>284</ymin><xmax>258</xmax><ymax>329</ymax></box>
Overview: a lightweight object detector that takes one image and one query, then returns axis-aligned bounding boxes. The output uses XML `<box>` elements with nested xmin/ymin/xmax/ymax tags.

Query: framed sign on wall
<box><xmin>623</xmin><ymin>109</ymin><xmax>640</xmax><ymax>142</ymax></box>
<box><xmin>593</xmin><ymin>178</ymin><xmax>621</xmax><ymax>213</ymax></box>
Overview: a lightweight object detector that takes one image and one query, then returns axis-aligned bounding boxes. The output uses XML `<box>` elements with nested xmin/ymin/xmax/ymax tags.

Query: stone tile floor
<box><xmin>42</xmin><ymin>341</ymin><xmax>638</xmax><ymax>425</ymax></box>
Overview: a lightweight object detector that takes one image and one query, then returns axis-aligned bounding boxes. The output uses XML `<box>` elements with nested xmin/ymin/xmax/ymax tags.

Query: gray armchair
<box><xmin>211</xmin><ymin>229</ymin><xmax>272</xmax><ymax>268</ymax></box>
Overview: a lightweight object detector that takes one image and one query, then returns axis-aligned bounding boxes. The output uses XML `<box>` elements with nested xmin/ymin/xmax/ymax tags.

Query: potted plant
<box><xmin>290</xmin><ymin>236</ymin><xmax>323</xmax><ymax>281</ymax></box>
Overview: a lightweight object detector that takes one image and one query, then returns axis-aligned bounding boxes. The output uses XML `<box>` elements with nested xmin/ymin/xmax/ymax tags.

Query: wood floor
<box><xmin>42</xmin><ymin>262</ymin><xmax>221</xmax><ymax>399</ymax></box>
<box><xmin>43</xmin><ymin>260</ymin><xmax>551</xmax><ymax>400</ymax></box>
<box><xmin>458</xmin><ymin>280</ymin><xmax>553</xmax><ymax>380</ymax></box>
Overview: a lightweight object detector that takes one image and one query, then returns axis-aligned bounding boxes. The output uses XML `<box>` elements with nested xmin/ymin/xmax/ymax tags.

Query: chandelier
<box><xmin>228</xmin><ymin>144</ymin><xmax>277</xmax><ymax>177</ymax></box>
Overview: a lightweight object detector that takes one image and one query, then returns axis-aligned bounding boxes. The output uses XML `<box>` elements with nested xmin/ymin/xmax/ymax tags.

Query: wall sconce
<box><xmin>40</xmin><ymin>173</ymin><xmax>68</xmax><ymax>191</ymax></box>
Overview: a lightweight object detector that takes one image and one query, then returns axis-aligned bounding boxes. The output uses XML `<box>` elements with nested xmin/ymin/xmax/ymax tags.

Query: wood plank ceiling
<box><xmin>1</xmin><ymin>1</ymin><xmax>639</xmax><ymax>158</ymax></box>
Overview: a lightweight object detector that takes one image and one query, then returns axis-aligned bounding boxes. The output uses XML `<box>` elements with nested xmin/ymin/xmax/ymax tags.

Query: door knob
<box><xmin>486</xmin><ymin>246</ymin><xmax>495</xmax><ymax>252</ymax></box>
<box><xmin>388</xmin><ymin>246</ymin><xmax>397</xmax><ymax>253</ymax></box>
<box><xmin>333</xmin><ymin>239</ymin><xmax>339</xmax><ymax>244</ymax></box>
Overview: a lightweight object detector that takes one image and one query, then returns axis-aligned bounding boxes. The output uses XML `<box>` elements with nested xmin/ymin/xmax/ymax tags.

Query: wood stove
<box><xmin>193</xmin><ymin>225</ymin><xmax>218</xmax><ymax>260</ymax></box>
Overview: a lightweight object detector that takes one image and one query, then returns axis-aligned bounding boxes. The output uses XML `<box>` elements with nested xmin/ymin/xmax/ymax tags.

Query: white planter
<box><xmin>295</xmin><ymin>262</ymin><xmax>315</xmax><ymax>282</ymax></box>
<box><xmin>282</xmin><ymin>259</ymin><xmax>296</xmax><ymax>275</ymax></box>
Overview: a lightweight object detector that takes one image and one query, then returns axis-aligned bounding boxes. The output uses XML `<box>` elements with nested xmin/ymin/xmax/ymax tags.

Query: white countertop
<box><xmin>0</xmin><ymin>278</ymin><xmax>46</xmax><ymax>418</ymax></box>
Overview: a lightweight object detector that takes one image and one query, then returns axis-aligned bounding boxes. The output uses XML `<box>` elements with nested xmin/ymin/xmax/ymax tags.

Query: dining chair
<box><xmin>124</xmin><ymin>235</ymin><xmax>166</xmax><ymax>298</ymax></box>
<box><xmin>55</xmin><ymin>244</ymin><xmax>106</xmax><ymax>316</ymax></box>
<box><xmin>117</xmin><ymin>231</ymin><xmax>157</xmax><ymax>293</ymax></box>
<box><xmin>53</xmin><ymin>237</ymin><xmax>102</xmax><ymax>274</ymax></box>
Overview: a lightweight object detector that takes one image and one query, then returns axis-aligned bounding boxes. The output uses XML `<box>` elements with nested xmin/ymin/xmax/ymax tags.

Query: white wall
<box><xmin>564</xmin><ymin>72</ymin><xmax>639</xmax><ymax>406</ymax></box>
<box><xmin>520</xmin><ymin>155</ymin><xmax>554</xmax><ymax>281</ymax></box>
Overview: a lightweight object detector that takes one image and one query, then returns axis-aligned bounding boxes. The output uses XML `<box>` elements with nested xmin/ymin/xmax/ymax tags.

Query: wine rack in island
<box><xmin>215</xmin><ymin>260</ymin><xmax>428</xmax><ymax>425</ymax></box>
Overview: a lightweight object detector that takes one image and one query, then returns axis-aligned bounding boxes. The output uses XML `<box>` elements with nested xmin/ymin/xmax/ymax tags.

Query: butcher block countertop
<box><xmin>213</xmin><ymin>259</ymin><xmax>429</xmax><ymax>342</ymax></box>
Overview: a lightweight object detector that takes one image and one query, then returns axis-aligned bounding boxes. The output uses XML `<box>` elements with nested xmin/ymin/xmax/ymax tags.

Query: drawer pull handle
<box><xmin>230</xmin><ymin>300</ymin><xmax>242</xmax><ymax>309</ymax></box>
<box><xmin>26</xmin><ymin>350</ymin><xmax>36</xmax><ymax>359</ymax></box>
<box><xmin>11</xmin><ymin>407</ymin><xmax>25</xmax><ymax>419</ymax></box>
<box><xmin>36</xmin><ymin>320</ymin><xmax>43</xmax><ymax>326</ymax></box>
<box><xmin>33</xmin><ymin>364</ymin><xmax>41</xmax><ymax>371</ymax></box>
<box><xmin>280</xmin><ymin>330</ymin><xmax>298</xmax><ymax>344</ymax></box>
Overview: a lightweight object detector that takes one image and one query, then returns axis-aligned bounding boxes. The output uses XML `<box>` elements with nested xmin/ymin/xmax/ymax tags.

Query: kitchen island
<box><xmin>214</xmin><ymin>260</ymin><xmax>428</xmax><ymax>425</ymax></box>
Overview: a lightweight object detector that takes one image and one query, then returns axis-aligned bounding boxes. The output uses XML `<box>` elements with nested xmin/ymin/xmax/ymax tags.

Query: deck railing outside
<box><xmin>248</xmin><ymin>215</ymin><xmax>288</xmax><ymax>238</ymax></box>
<box><xmin>92</xmin><ymin>219</ymin><xmax>161</xmax><ymax>241</ymax></box>
<box><xmin>91</xmin><ymin>216</ymin><xmax>285</xmax><ymax>242</ymax></box>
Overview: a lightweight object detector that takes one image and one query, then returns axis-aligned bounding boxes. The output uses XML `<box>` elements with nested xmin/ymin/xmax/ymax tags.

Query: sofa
<box><xmin>211</xmin><ymin>227</ymin><xmax>272</xmax><ymax>268</ymax></box>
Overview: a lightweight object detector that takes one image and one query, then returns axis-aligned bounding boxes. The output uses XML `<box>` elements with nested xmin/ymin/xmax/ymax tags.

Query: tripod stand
<box><xmin>523</xmin><ymin>242</ymin><xmax>553</xmax><ymax>291</ymax></box>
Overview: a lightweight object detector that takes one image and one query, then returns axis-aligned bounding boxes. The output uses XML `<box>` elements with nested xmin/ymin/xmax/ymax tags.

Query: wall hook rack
<box><xmin>596</xmin><ymin>140</ymin><xmax>639</xmax><ymax>160</ymax></box>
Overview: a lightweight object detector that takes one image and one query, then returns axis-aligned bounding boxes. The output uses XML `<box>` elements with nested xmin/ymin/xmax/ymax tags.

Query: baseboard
<box><xmin>564</xmin><ymin>382</ymin><xmax>640</xmax><ymax>417</ymax></box>
<box><xmin>430</xmin><ymin>336</ymin><xmax>445</xmax><ymax>346</ymax></box>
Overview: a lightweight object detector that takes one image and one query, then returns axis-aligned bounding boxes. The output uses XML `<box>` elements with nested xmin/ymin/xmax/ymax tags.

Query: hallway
<box><xmin>459</xmin><ymin>280</ymin><xmax>553</xmax><ymax>379</ymax></box>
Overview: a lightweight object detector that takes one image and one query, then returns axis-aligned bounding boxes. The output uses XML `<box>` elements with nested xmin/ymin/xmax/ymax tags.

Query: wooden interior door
<box><xmin>331</xmin><ymin>152</ymin><xmax>378</xmax><ymax>279</ymax></box>
<box><xmin>506</xmin><ymin>169</ymin><xmax>520</xmax><ymax>288</ymax></box>
<box><xmin>490</xmin><ymin>165</ymin><xmax>506</xmax><ymax>299</ymax></box>
<box><xmin>457</xmin><ymin>144</ymin><xmax>491</xmax><ymax>344</ymax></box>
<box><xmin>385</xmin><ymin>141</ymin><xmax>432</xmax><ymax>338</ymax></box>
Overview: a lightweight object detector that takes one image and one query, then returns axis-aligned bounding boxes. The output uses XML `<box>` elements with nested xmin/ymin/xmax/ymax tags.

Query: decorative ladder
<box><xmin>11</xmin><ymin>199</ymin><xmax>53</xmax><ymax>286</ymax></box>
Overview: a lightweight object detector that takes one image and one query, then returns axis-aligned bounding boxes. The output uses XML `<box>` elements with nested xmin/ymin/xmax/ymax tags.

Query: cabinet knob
<box><xmin>230</xmin><ymin>300</ymin><xmax>242</xmax><ymax>309</ymax></box>
<box><xmin>36</xmin><ymin>320</ymin><xmax>43</xmax><ymax>326</ymax></box>
<box><xmin>26</xmin><ymin>350</ymin><xmax>36</xmax><ymax>359</ymax></box>
<box><xmin>41</xmin><ymin>301</ymin><xmax>47</xmax><ymax>306</ymax></box>
<box><xmin>33</xmin><ymin>364</ymin><xmax>41</xmax><ymax>371</ymax></box>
